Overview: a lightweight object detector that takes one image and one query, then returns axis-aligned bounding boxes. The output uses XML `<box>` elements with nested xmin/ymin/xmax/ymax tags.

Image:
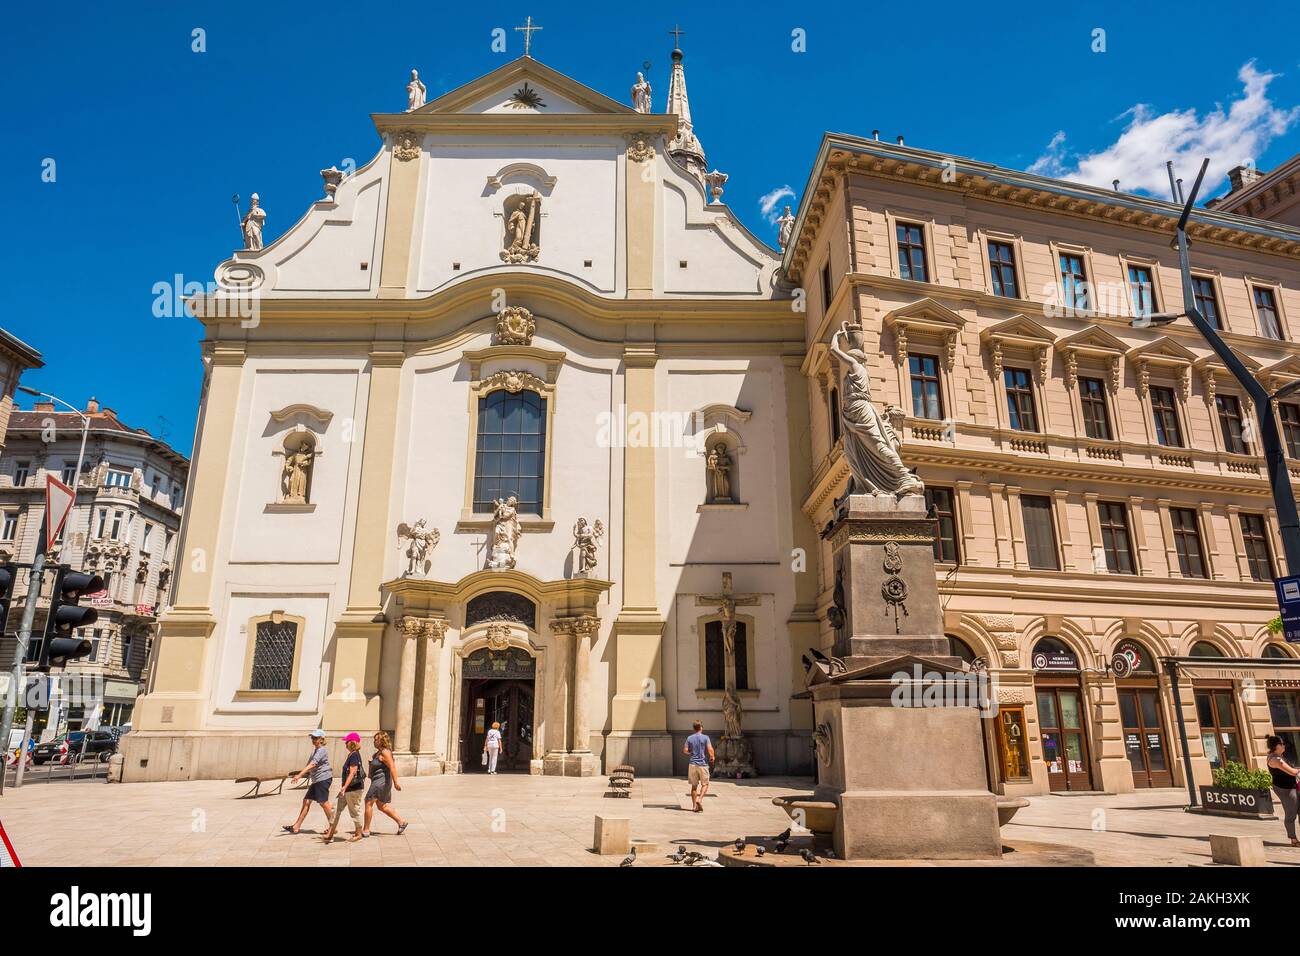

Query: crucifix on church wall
<box><xmin>695</xmin><ymin>572</ymin><xmax>760</xmax><ymax>742</ymax></box>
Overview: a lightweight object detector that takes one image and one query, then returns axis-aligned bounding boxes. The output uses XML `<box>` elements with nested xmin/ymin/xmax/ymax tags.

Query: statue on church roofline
<box><xmin>241</xmin><ymin>193</ymin><xmax>266</xmax><ymax>251</ymax></box>
<box><xmin>631</xmin><ymin>71</ymin><xmax>652</xmax><ymax>113</ymax></box>
<box><xmin>828</xmin><ymin>322</ymin><xmax>924</xmax><ymax>500</ymax></box>
<box><xmin>777</xmin><ymin>206</ymin><xmax>795</xmax><ymax>251</ymax></box>
<box><xmin>406</xmin><ymin>69</ymin><xmax>427</xmax><ymax>111</ymax></box>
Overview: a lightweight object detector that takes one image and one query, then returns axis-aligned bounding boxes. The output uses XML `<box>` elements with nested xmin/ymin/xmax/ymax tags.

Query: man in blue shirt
<box><xmin>683</xmin><ymin>721</ymin><xmax>715</xmax><ymax>813</ymax></box>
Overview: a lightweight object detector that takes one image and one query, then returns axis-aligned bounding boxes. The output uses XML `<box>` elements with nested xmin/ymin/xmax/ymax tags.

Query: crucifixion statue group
<box><xmin>696</xmin><ymin>571</ymin><xmax>761</xmax><ymax>777</ymax></box>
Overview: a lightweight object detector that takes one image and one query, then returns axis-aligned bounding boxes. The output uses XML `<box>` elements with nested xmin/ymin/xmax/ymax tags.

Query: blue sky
<box><xmin>6</xmin><ymin>0</ymin><xmax>1300</xmax><ymax>455</ymax></box>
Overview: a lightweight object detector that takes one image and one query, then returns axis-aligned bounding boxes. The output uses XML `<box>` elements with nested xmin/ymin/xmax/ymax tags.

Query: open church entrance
<box><xmin>460</xmin><ymin>646</ymin><xmax>536</xmax><ymax>773</ymax></box>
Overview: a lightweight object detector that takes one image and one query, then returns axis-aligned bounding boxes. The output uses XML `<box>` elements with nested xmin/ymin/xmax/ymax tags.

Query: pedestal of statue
<box><xmin>807</xmin><ymin>493</ymin><xmax>1001</xmax><ymax>860</ymax></box>
<box><xmin>713</xmin><ymin>735</ymin><xmax>756</xmax><ymax>779</ymax></box>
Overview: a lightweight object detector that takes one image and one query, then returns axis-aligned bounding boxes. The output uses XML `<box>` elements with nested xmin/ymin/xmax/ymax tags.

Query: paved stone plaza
<box><xmin>4</xmin><ymin>774</ymin><xmax>1300</xmax><ymax>867</ymax></box>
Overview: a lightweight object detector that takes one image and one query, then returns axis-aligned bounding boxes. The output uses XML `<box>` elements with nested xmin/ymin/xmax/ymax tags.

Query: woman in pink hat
<box><xmin>323</xmin><ymin>732</ymin><xmax>366</xmax><ymax>843</ymax></box>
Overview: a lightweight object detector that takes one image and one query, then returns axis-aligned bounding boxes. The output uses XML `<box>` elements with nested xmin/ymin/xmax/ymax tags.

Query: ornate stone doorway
<box><xmin>456</xmin><ymin>645</ymin><xmax>539</xmax><ymax>774</ymax></box>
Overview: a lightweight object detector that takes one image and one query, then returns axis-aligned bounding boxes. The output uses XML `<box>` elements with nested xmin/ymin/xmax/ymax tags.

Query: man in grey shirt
<box><xmin>683</xmin><ymin>721</ymin><xmax>715</xmax><ymax>813</ymax></box>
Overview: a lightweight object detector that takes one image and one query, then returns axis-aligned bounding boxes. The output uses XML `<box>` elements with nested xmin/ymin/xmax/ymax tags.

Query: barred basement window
<box><xmin>250</xmin><ymin>618</ymin><xmax>299</xmax><ymax>691</ymax></box>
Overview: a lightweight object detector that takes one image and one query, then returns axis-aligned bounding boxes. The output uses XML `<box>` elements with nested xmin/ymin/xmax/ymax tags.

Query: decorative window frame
<box><xmin>1262</xmin><ymin>355</ymin><xmax>1300</xmax><ymax>455</ymax></box>
<box><xmin>981</xmin><ymin>315</ymin><xmax>1056</xmax><ymax>433</ymax></box>
<box><xmin>1192</xmin><ymin>353</ymin><xmax>1262</xmax><ymax>456</ymax></box>
<box><xmin>1127</xmin><ymin>337</ymin><xmax>1195</xmax><ymax>450</ymax></box>
<box><xmin>884</xmin><ymin>298</ymin><xmax>965</xmax><ymax>422</ymax></box>
<box><xmin>884</xmin><ymin>211</ymin><xmax>938</xmax><ymax>284</ymax></box>
<box><xmin>1117</xmin><ymin>252</ymin><xmax>1166</xmax><ymax>319</ymax></box>
<box><xmin>976</xmin><ymin>228</ymin><xmax>1028</xmax><ymax>301</ymax></box>
<box><xmin>236</xmin><ymin>611</ymin><xmax>306</xmax><ymax>701</ymax></box>
<box><xmin>1054</xmin><ymin>326</ymin><xmax>1126</xmax><ymax>443</ymax></box>
<box><xmin>457</xmin><ymin>345</ymin><xmax>565</xmax><ymax>532</ymax></box>
<box><xmin>695</xmin><ymin>611</ymin><xmax>759</xmax><ymax>696</ymax></box>
<box><xmin>1189</xmin><ymin>269</ymin><xmax>1227</xmax><ymax>330</ymax></box>
<box><xmin>1246</xmin><ymin>276</ymin><xmax>1289</xmax><ymax>340</ymax></box>
<box><xmin>265</xmin><ymin>404</ymin><xmax>333</xmax><ymax>515</ymax></box>
<box><xmin>1047</xmin><ymin>240</ymin><xmax>1098</xmax><ymax>318</ymax></box>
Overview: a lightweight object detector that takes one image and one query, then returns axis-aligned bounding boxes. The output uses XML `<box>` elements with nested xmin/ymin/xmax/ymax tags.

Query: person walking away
<box><xmin>323</xmin><ymin>732</ymin><xmax>366</xmax><ymax>843</ymax></box>
<box><xmin>683</xmin><ymin>720</ymin><xmax>715</xmax><ymax>813</ymax></box>
<box><xmin>363</xmin><ymin>732</ymin><xmax>409</xmax><ymax>837</ymax></box>
<box><xmin>484</xmin><ymin>721</ymin><xmax>504</xmax><ymax>774</ymax></box>
<box><xmin>284</xmin><ymin>730</ymin><xmax>333</xmax><ymax>834</ymax></box>
<box><xmin>1267</xmin><ymin>735</ymin><xmax>1300</xmax><ymax>847</ymax></box>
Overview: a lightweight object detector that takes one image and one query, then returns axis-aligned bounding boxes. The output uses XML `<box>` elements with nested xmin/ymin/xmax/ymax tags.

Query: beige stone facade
<box><xmin>788</xmin><ymin>135</ymin><xmax>1300</xmax><ymax>796</ymax></box>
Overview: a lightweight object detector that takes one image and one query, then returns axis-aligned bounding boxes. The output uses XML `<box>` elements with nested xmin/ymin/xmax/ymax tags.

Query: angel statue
<box><xmin>397</xmin><ymin>518</ymin><xmax>440</xmax><ymax>577</ymax></box>
<box><xmin>828</xmin><ymin>322</ymin><xmax>924</xmax><ymax>501</ymax></box>
<box><xmin>572</xmin><ymin>517</ymin><xmax>605</xmax><ymax>574</ymax></box>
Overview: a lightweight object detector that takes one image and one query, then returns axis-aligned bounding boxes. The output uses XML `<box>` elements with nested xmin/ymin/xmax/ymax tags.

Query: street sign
<box><xmin>1274</xmin><ymin>575</ymin><xmax>1300</xmax><ymax>643</ymax></box>
<box><xmin>44</xmin><ymin>474</ymin><xmax>75</xmax><ymax>552</ymax></box>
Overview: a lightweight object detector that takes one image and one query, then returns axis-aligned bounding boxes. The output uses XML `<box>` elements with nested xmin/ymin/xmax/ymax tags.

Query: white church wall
<box><xmin>659</xmin><ymin>167</ymin><xmax>777</xmax><ymax>297</ymax></box>
<box><xmin>414</xmin><ymin>140</ymin><xmax>621</xmax><ymax>295</ymax></box>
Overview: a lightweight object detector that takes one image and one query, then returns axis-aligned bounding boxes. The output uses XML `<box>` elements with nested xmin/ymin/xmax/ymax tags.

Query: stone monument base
<box><xmin>713</xmin><ymin>736</ymin><xmax>757</xmax><ymax>779</ymax></box>
<box><xmin>542</xmin><ymin>751</ymin><xmax>597</xmax><ymax>776</ymax></box>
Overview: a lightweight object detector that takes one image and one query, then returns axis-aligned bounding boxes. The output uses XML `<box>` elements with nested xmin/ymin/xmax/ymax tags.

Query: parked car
<box><xmin>31</xmin><ymin>730</ymin><xmax>119</xmax><ymax>765</ymax></box>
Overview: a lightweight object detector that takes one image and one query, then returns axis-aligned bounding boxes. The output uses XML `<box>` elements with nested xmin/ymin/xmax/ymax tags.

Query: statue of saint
<box><xmin>242</xmin><ymin>193</ymin><xmax>266</xmax><ymax>250</ymax></box>
<box><xmin>572</xmin><ymin>517</ymin><xmax>604</xmax><ymax>574</ymax></box>
<box><xmin>406</xmin><ymin>69</ymin><xmax>427</xmax><ymax>111</ymax></box>
<box><xmin>487</xmin><ymin>496</ymin><xmax>521</xmax><ymax>570</ymax></box>
<box><xmin>777</xmin><ymin>205</ymin><xmax>795</xmax><ymax>250</ymax></box>
<box><xmin>631</xmin><ymin>72</ymin><xmax>652</xmax><ymax>113</ymax></box>
<box><xmin>706</xmin><ymin>441</ymin><xmax>733</xmax><ymax>502</ymax></box>
<box><xmin>397</xmin><ymin>518</ymin><xmax>440</xmax><ymax>576</ymax></box>
<box><xmin>829</xmin><ymin>323</ymin><xmax>924</xmax><ymax>499</ymax></box>
<box><xmin>281</xmin><ymin>441</ymin><xmax>313</xmax><ymax>503</ymax></box>
<box><xmin>501</xmin><ymin>191</ymin><xmax>541</xmax><ymax>263</ymax></box>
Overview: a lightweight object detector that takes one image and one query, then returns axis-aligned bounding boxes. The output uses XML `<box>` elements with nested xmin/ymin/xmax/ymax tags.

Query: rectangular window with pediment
<box><xmin>1281</xmin><ymin>402</ymin><xmax>1300</xmax><ymax>458</ymax></box>
<box><xmin>473</xmin><ymin>389</ymin><xmax>547</xmax><ymax>514</ymax></box>
<box><xmin>1150</xmin><ymin>386</ymin><xmax>1183</xmax><ymax>448</ymax></box>
<box><xmin>1079</xmin><ymin>376</ymin><xmax>1112</xmax><ymax>440</ymax></box>
<box><xmin>1004</xmin><ymin>367</ymin><xmax>1039</xmax><ymax>432</ymax></box>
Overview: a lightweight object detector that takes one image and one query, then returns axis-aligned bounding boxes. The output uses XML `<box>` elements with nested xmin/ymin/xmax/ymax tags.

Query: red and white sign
<box><xmin>0</xmin><ymin>820</ymin><xmax>21</xmax><ymax>867</ymax></box>
<box><xmin>45</xmin><ymin>474</ymin><xmax>76</xmax><ymax>552</ymax></box>
<box><xmin>89</xmin><ymin>590</ymin><xmax>113</xmax><ymax>607</ymax></box>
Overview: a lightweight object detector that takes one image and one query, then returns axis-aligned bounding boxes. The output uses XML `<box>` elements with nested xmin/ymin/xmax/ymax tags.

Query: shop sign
<box><xmin>1032</xmin><ymin>649</ymin><xmax>1077</xmax><ymax>670</ymax></box>
<box><xmin>1199</xmin><ymin>786</ymin><xmax>1275</xmax><ymax>819</ymax></box>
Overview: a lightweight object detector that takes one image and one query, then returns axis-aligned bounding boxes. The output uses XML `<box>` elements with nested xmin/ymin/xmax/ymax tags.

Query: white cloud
<box><xmin>1027</xmin><ymin>62</ymin><xmax>1299</xmax><ymax>197</ymax></box>
<box><xmin>758</xmin><ymin>184</ymin><xmax>795</xmax><ymax>223</ymax></box>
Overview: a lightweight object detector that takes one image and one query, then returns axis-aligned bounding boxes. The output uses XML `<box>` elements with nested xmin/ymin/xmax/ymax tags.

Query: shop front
<box><xmin>1031</xmin><ymin>638</ymin><xmax>1093</xmax><ymax>792</ymax></box>
<box><xmin>1113</xmin><ymin>639</ymin><xmax>1172</xmax><ymax>788</ymax></box>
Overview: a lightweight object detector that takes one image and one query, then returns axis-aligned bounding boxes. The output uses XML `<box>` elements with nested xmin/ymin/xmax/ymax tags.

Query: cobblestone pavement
<box><xmin>3</xmin><ymin>774</ymin><xmax>1298</xmax><ymax>866</ymax></box>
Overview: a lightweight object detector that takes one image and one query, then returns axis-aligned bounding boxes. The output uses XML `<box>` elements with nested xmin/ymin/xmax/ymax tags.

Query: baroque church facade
<box><xmin>123</xmin><ymin>48</ymin><xmax>818</xmax><ymax>781</ymax></box>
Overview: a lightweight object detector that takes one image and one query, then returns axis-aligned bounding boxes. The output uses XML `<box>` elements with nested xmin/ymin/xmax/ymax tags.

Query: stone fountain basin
<box><xmin>997</xmin><ymin>796</ymin><xmax>1029</xmax><ymax>826</ymax></box>
<box><xmin>771</xmin><ymin>796</ymin><xmax>838</xmax><ymax>834</ymax></box>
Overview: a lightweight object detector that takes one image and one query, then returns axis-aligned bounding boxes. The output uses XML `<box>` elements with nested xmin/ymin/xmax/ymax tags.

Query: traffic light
<box><xmin>0</xmin><ymin>564</ymin><xmax>15</xmax><ymax>639</ymax></box>
<box><xmin>38</xmin><ymin>568</ymin><xmax>103</xmax><ymax>669</ymax></box>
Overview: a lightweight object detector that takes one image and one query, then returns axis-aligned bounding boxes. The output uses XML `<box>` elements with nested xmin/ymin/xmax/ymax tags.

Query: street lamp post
<box><xmin>0</xmin><ymin>388</ymin><xmax>91</xmax><ymax>783</ymax></box>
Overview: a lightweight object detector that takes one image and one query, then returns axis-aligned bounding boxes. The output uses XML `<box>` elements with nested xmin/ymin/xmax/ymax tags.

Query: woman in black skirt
<box><xmin>283</xmin><ymin>730</ymin><xmax>334</xmax><ymax>834</ymax></box>
<box><xmin>362</xmin><ymin>731</ymin><xmax>408</xmax><ymax>837</ymax></box>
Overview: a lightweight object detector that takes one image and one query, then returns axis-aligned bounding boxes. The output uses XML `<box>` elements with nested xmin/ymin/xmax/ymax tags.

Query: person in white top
<box><xmin>484</xmin><ymin>722</ymin><xmax>504</xmax><ymax>774</ymax></box>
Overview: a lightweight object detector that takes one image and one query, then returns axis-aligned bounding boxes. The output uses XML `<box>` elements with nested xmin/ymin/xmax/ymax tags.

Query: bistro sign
<box><xmin>1198</xmin><ymin>785</ymin><xmax>1275</xmax><ymax>819</ymax></box>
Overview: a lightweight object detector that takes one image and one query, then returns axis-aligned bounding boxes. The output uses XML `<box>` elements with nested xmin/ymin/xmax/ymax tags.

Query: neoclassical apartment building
<box><xmin>786</xmin><ymin>134</ymin><xmax>1300</xmax><ymax>796</ymax></box>
<box><xmin>0</xmin><ymin>400</ymin><xmax>189</xmax><ymax>735</ymax></box>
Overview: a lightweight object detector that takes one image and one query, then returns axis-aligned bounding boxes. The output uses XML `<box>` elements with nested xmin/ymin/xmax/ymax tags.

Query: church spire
<box><xmin>665</xmin><ymin>27</ymin><xmax>707</xmax><ymax>182</ymax></box>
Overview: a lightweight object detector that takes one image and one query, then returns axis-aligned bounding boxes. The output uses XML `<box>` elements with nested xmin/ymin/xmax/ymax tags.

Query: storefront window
<box><xmin>997</xmin><ymin>707</ymin><xmax>1031</xmax><ymax>781</ymax></box>
<box><xmin>1196</xmin><ymin>689</ymin><xmax>1241</xmax><ymax>770</ymax></box>
<box><xmin>1262</xmin><ymin>643</ymin><xmax>1293</xmax><ymax>660</ymax></box>
<box><xmin>1268</xmin><ymin>691</ymin><xmax>1300</xmax><ymax>764</ymax></box>
<box><xmin>1189</xmin><ymin>641</ymin><xmax>1225</xmax><ymax>657</ymax></box>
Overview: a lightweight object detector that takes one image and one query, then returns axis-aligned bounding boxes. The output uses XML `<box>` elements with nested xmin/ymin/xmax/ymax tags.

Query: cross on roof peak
<box><xmin>669</xmin><ymin>24</ymin><xmax>685</xmax><ymax>50</ymax></box>
<box><xmin>515</xmin><ymin>15</ymin><xmax>543</xmax><ymax>57</ymax></box>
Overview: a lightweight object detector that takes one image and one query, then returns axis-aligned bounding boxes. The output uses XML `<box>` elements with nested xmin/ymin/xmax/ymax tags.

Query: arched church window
<box><xmin>704</xmin><ymin>619</ymin><xmax>748</xmax><ymax>690</ymax></box>
<box><xmin>250</xmin><ymin>618</ymin><xmax>299</xmax><ymax>691</ymax></box>
<box><xmin>473</xmin><ymin>389</ymin><xmax>546</xmax><ymax>514</ymax></box>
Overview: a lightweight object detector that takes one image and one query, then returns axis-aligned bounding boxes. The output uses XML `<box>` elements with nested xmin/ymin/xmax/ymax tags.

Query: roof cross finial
<box><xmin>669</xmin><ymin>23</ymin><xmax>685</xmax><ymax>50</ymax></box>
<box><xmin>515</xmin><ymin>15</ymin><xmax>543</xmax><ymax>57</ymax></box>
